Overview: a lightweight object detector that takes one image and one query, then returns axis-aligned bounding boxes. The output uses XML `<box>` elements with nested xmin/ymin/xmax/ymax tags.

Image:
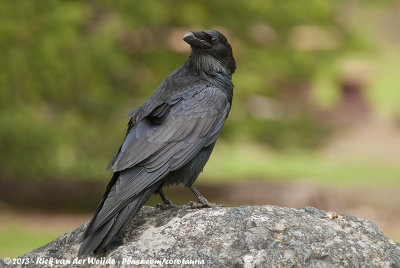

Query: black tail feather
<box><xmin>94</xmin><ymin>188</ymin><xmax>152</xmax><ymax>253</ymax></box>
<box><xmin>83</xmin><ymin>173</ymin><xmax>119</xmax><ymax>240</ymax></box>
<box><xmin>78</xmin><ymin>177</ymin><xmax>153</xmax><ymax>255</ymax></box>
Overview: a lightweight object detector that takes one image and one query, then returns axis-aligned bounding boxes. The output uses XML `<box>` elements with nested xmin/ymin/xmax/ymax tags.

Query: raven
<box><xmin>78</xmin><ymin>30</ymin><xmax>236</xmax><ymax>255</ymax></box>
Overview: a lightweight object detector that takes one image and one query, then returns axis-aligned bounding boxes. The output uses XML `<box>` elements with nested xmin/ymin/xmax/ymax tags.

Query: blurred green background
<box><xmin>1</xmin><ymin>0</ymin><xmax>400</xmax><ymax>258</ymax></box>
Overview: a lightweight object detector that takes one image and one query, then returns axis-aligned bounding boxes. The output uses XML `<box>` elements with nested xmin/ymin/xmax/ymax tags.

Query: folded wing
<box><xmin>87</xmin><ymin>85</ymin><xmax>230</xmax><ymax>236</ymax></box>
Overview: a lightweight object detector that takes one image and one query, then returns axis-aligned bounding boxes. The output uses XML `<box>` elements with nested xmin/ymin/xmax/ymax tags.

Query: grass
<box><xmin>0</xmin><ymin>227</ymin><xmax>59</xmax><ymax>258</ymax></box>
<box><xmin>0</xmin><ymin>212</ymin><xmax>90</xmax><ymax>258</ymax></box>
<box><xmin>203</xmin><ymin>142</ymin><xmax>400</xmax><ymax>187</ymax></box>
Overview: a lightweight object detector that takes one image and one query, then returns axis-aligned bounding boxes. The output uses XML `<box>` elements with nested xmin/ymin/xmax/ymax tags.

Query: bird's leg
<box><xmin>188</xmin><ymin>186</ymin><xmax>218</xmax><ymax>209</ymax></box>
<box><xmin>159</xmin><ymin>189</ymin><xmax>173</xmax><ymax>205</ymax></box>
<box><xmin>156</xmin><ymin>189</ymin><xmax>175</xmax><ymax>210</ymax></box>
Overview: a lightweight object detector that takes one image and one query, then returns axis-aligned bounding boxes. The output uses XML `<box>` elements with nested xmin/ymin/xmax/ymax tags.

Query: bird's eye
<box><xmin>211</xmin><ymin>37</ymin><xmax>218</xmax><ymax>44</ymax></box>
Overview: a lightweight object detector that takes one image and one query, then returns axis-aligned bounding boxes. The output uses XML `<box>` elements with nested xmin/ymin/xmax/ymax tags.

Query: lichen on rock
<box><xmin>3</xmin><ymin>205</ymin><xmax>400</xmax><ymax>267</ymax></box>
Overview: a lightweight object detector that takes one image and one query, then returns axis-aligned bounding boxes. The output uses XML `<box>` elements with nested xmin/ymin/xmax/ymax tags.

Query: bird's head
<box><xmin>183</xmin><ymin>30</ymin><xmax>236</xmax><ymax>76</ymax></box>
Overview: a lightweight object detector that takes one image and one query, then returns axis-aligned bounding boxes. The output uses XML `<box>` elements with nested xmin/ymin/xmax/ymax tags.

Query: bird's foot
<box><xmin>188</xmin><ymin>200</ymin><xmax>220</xmax><ymax>209</ymax></box>
<box><xmin>157</xmin><ymin>189</ymin><xmax>175</xmax><ymax>210</ymax></box>
<box><xmin>188</xmin><ymin>186</ymin><xmax>224</xmax><ymax>208</ymax></box>
<box><xmin>156</xmin><ymin>200</ymin><xmax>175</xmax><ymax>210</ymax></box>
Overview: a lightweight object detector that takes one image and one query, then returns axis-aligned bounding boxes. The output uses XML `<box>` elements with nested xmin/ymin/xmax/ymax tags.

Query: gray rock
<box><xmin>2</xmin><ymin>205</ymin><xmax>400</xmax><ymax>267</ymax></box>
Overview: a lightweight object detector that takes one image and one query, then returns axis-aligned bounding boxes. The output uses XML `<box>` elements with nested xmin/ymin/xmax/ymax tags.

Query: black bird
<box><xmin>78</xmin><ymin>30</ymin><xmax>236</xmax><ymax>255</ymax></box>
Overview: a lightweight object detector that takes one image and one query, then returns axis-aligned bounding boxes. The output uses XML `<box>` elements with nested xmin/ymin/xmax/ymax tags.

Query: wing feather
<box><xmin>86</xmin><ymin>85</ymin><xmax>231</xmax><ymax>239</ymax></box>
<box><xmin>110</xmin><ymin>85</ymin><xmax>229</xmax><ymax>172</ymax></box>
<box><xmin>93</xmin><ymin>85</ymin><xmax>230</xmax><ymax>229</ymax></box>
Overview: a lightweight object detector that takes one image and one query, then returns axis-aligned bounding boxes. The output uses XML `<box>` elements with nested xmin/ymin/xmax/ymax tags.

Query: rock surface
<box><xmin>2</xmin><ymin>205</ymin><xmax>400</xmax><ymax>267</ymax></box>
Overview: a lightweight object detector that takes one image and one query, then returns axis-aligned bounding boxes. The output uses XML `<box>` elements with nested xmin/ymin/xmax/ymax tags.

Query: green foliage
<box><xmin>223</xmin><ymin>116</ymin><xmax>330</xmax><ymax>150</ymax></box>
<box><xmin>0</xmin><ymin>0</ymin><xmax>370</xmax><ymax>181</ymax></box>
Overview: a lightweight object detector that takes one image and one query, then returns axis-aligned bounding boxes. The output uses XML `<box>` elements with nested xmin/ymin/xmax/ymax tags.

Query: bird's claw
<box><xmin>156</xmin><ymin>200</ymin><xmax>175</xmax><ymax>210</ymax></box>
<box><xmin>188</xmin><ymin>200</ymin><xmax>220</xmax><ymax>209</ymax></box>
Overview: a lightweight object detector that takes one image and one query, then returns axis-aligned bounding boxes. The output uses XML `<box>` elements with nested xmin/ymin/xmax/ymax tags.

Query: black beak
<box><xmin>183</xmin><ymin>31</ymin><xmax>212</xmax><ymax>49</ymax></box>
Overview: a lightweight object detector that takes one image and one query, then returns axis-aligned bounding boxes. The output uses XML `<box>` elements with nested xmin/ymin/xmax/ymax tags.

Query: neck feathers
<box><xmin>188</xmin><ymin>53</ymin><xmax>230</xmax><ymax>76</ymax></box>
